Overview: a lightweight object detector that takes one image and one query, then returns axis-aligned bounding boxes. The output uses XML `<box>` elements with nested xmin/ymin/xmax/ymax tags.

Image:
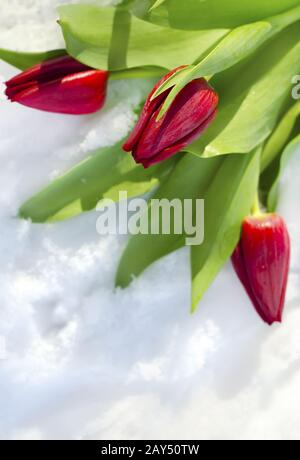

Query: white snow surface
<box><xmin>1</xmin><ymin>0</ymin><xmax>300</xmax><ymax>441</ymax></box>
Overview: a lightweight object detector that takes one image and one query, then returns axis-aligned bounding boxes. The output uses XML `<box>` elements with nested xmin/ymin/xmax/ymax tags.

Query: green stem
<box><xmin>108</xmin><ymin>7</ymin><xmax>132</xmax><ymax>71</ymax></box>
<box><xmin>252</xmin><ymin>192</ymin><xmax>263</xmax><ymax>217</ymax></box>
<box><xmin>110</xmin><ymin>67</ymin><xmax>166</xmax><ymax>81</ymax></box>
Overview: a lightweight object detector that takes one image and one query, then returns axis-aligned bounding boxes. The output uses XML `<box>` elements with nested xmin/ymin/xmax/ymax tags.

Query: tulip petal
<box><xmin>9</xmin><ymin>70</ymin><xmax>108</xmax><ymax>115</ymax></box>
<box><xmin>5</xmin><ymin>81</ymin><xmax>35</xmax><ymax>99</ymax></box>
<box><xmin>232</xmin><ymin>214</ymin><xmax>290</xmax><ymax>325</ymax></box>
<box><xmin>6</xmin><ymin>55</ymin><xmax>90</xmax><ymax>90</ymax></box>
<box><xmin>123</xmin><ymin>91</ymin><xmax>170</xmax><ymax>153</ymax></box>
<box><xmin>123</xmin><ymin>66</ymin><xmax>187</xmax><ymax>153</ymax></box>
<box><xmin>137</xmin><ymin>109</ymin><xmax>217</xmax><ymax>168</ymax></box>
<box><xmin>134</xmin><ymin>78</ymin><xmax>218</xmax><ymax>163</ymax></box>
<box><xmin>232</xmin><ymin>243</ymin><xmax>271</xmax><ymax>324</ymax></box>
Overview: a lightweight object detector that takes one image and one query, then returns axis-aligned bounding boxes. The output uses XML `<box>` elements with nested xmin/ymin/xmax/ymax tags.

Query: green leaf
<box><xmin>0</xmin><ymin>48</ymin><xmax>66</xmax><ymax>71</ymax></box>
<box><xmin>153</xmin><ymin>5</ymin><xmax>300</xmax><ymax>118</ymax></box>
<box><xmin>134</xmin><ymin>0</ymin><xmax>300</xmax><ymax>29</ymax></box>
<box><xmin>261</xmin><ymin>101</ymin><xmax>300</xmax><ymax>172</ymax></box>
<box><xmin>58</xmin><ymin>4</ymin><xmax>227</xmax><ymax>71</ymax></box>
<box><xmin>152</xmin><ymin>22</ymin><xmax>272</xmax><ymax>106</ymax></box>
<box><xmin>191</xmin><ymin>147</ymin><xmax>261</xmax><ymax>311</ymax></box>
<box><xmin>259</xmin><ymin>101</ymin><xmax>300</xmax><ymax>205</ymax></box>
<box><xmin>19</xmin><ymin>143</ymin><xmax>174</xmax><ymax>223</ymax></box>
<box><xmin>149</xmin><ymin>0</ymin><xmax>167</xmax><ymax>11</ymax></box>
<box><xmin>268</xmin><ymin>135</ymin><xmax>300</xmax><ymax>212</ymax></box>
<box><xmin>186</xmin><ymin>23</ymin><xmax>300</xmax><ymax>158</ymax></box>
<box><xmin>115</xmin><ymin>153</ymin><xmax>222</xmax><ymax>288</ymax></box>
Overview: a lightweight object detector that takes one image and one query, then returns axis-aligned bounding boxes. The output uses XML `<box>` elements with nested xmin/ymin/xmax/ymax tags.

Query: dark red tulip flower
<box><xmin>123</xmin><ymin>67</ymin><xmax>218</xmax><ymax>168</ymax></box>
<box><xmin>5</xmin><ymin>55</ymin><xmax>108</xmax><ymax>115</ymax></box>
<box><xmin>232</xmin><ymin>214</ymin><xmax>291</xmax><ymax>326</ymax></box>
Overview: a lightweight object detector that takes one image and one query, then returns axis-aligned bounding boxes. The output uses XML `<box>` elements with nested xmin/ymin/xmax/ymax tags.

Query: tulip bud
<box><xmin>232</xmin><ymin>214</ymin><xmax>290</xmax><ymax>325</ymax></box>
<box><xmin>5</xmin><ymin>55</ymin><xmax>108</xmax><ymax>115</ymax></box>
<box><xmin>123</xmin><ymin>67</ymin><xmax>218</xmax><ymax>168</ymax></box>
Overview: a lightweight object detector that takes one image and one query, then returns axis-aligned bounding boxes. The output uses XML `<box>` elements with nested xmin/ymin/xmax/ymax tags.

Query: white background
<box><xmin>0</xmin><ymin>0</ymin><xmax>300</xmax><ymax>440</ymax></box>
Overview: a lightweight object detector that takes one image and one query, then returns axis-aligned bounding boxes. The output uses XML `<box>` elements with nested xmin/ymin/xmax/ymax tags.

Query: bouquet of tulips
<box><xmin>1</xmin><ymin>0</ymin><xmax>300</xmax><ymax>326</ymax></box>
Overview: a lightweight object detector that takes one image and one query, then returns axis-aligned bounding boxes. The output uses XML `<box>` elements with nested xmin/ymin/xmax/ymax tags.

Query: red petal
<box><xmin>137</xmin><ymin>109</ymin><xmax>217</xmax><ymax>168</ymax></box>
<box><xmin>123</xmin><ymin>66</ymin><xmax>187</xmax><ymax>152</ymax></box>
<box><xmin>233</xmin><ymin>215</ymin><xmax>290</xmax><ymax>325</ymax></box>
<box><xmin>123</xmin><ymin>90</ymin><xmax>170</xmax><ymax>153</ymax></box>
<box><xmin>5</xmin><ymin>81</ymin><xmax>35</xmax><ymax>99</ymax></box>
<box><xmin>6</xmin><ymin>55</ymin><xmax>91</xmax><ymax>90</ymax></box>
<box><xmin>133</xmin><ymin>78</ymin><xmax>218</xmax><ymax>162</ymax></box>
<box><xmin>11</xmin><ymin>70</ymin><xmax>108</xmax><ymax>115</ymax></box>
<box><xmin>232</xmin><ymin>242</ymin><xmax>271</xmax><ymax>324</ymax></box>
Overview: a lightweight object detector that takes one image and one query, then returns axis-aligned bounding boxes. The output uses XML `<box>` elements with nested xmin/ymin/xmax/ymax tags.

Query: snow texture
<box><xmin>1</xmin><ymin>0</ymin><xmax>300</xmax><ymax>441</ymax></box>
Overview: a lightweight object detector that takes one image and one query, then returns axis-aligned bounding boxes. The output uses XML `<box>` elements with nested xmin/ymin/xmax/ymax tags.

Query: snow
<box><xmin>1</xmin><ymin>0</ymin><xmax>300</xmax><ymax>441</ymax></box>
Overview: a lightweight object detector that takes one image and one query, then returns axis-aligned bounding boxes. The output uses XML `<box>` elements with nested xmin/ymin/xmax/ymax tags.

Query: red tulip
<box><xmin>232</xmin><ymin>214</ymin><xmax>290</xmax><ymax>326</ymax></box>
<box><xmin>5</xmin><ymin>55</ymin><xmax>108</xmax><ymax>115</ymax></box>
<box><xmin>123</xmin><ymin>67</ymin><xmax>218</xmax><ymax>168</ymax></box>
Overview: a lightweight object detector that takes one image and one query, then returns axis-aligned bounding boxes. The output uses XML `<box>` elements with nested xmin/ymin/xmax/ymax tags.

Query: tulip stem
<box><xmin>252</xmin><ymin>193</ymin><xmax>263</xmax><ymax>217</ymax></box>
<box><xmin>109</xmin><ymin>67</ymin><xmax>166</xmax><ymax>81</ymax></box>
<box><xmin>108</xmin><ymin>8</ymin><xmax>131</xmax><ymax>71</ymax></box>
